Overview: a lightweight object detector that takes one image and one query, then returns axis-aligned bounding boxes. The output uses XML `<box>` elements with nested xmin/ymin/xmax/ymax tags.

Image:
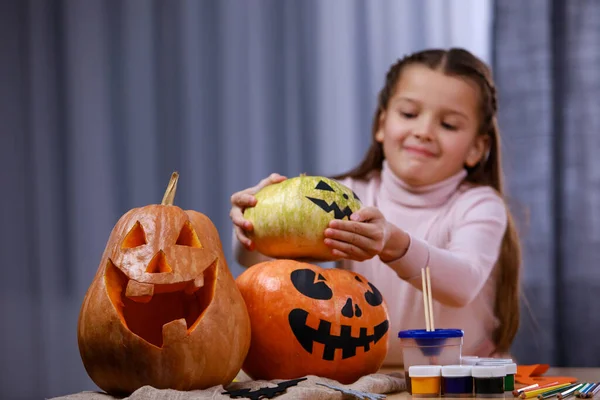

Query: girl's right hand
<box><xmin>229</xmin><ymin>173</ymin><xmax>287</xmax><ymax>251</ymax></box>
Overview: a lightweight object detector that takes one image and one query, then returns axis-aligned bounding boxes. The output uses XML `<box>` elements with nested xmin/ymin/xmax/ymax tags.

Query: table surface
<box><xmin>379</xmin><ymin>367</ymin><xmax>599</xmax><ymax>399</ymax></box>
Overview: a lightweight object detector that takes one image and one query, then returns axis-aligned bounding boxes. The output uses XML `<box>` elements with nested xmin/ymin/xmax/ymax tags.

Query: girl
<box><xmin>229</xmin><ymin>48</ymin><xmax>522</xmax><ymax>365</ymax></box>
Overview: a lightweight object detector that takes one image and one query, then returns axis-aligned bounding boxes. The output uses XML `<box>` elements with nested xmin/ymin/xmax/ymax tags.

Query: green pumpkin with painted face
<box><xmin>244</xmin><ymin>175</ymin><xmax>362</xmax><ymax>261</ymax></box>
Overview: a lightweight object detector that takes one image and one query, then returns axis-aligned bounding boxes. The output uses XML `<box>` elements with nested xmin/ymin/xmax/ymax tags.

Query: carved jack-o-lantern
<box><xmin>236</xmin><ymin>259</ymin><xmax>389</xmax><ymax>384</ymax></box>
<box><xmin>78</xmin><ymin>173</ymin><xmax>251</xmax><ymax>396</ymax></box>
<box><xmin>244</xmin><ymin>175</ymin><xmax>362</xmax><ymax>261</ymax></box>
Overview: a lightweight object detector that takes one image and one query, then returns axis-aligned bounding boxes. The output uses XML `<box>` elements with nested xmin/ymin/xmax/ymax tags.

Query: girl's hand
<box><xmin>323</xmin><ymin>206</ymin><xmax>392</xmax><ymax>261</ymax></box>
<box><xmin>229</xmin><ymin>173</ymin><xmax>287</xmax><ymax>250</ymax></box>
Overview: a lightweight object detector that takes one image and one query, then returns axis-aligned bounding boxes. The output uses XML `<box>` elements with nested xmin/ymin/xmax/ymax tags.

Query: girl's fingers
<box><xmin>255</xmin><ymin>173</ymin><xmax>287</xmax><ymax>191</ymax></box>
<box><xmin>324</xmin><ymin>227</ymin><xmax>376</xmax><ymax>249</ymax></box>
<box><xmin>234</xmin><ymin>226</ymin><xmax>254</xmax><ymax>251</ymax></box>
<box><xmin>327</xmin><ymin>219</ymin><xmax>378</xmax><ymax>238</ymax></box>
<box><xmin>349</xmin><ymin>206</ymin><xmax>382</xmax><ymax>222</ymax></box>
<box><xmin>324</xmin><ymin>238</ymin><xmax>372</xmax><ymax>261</ymax></box>
<box><xmin>231</xmin><ymin>173</ymin><xmax>286</xmax><ymax>252</ymax></box>
<box><xmin>229</xmin><ymin>207</ymin><xmax>253</xmax><ymax>231</ymax></box>
<box><xmin>330</xmin><ymin>248</ymin><xmax>350</xmax><ymax>259</ymax></box>
<box><xmin>230</xmin><ymin>192</ymin><xmax>258</xmax><ymax>208</ymax></box>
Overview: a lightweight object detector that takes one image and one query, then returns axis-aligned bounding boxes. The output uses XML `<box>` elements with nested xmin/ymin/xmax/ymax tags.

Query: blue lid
<box><xmin>398</xmin><ymin>329</ymin><xmax>464</xmax><ymax>339</ymax></box>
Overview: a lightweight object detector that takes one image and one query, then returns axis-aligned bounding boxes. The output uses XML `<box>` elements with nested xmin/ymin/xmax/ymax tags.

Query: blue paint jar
<box><xmin>442</xmin><ymin>365</ymin><xmax>473</xmax><ymax>397</ymax></box>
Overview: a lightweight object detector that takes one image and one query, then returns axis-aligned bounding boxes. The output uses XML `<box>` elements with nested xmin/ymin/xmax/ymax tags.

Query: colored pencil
<box><xmin>583</xmin><ymin>383</ymin><xmax>598</xmax><ymax>398</ymax></box>
<box><xmin>519</xmin><ymin>382</ymin><xmax>564</xmax><ymax>398</ymax></box>
<box><xmin>521</xmin><ymin>383</ymin><xmax>573</xmax><ymax>399</ymax></box>
<box><xmin>558</xmin><ymin>384</ymin><xmax>584</xmax><ymax>400</ymax></box>
<box><xmin>588</xmin><ymin>382</ymin><xmax>600</xmax><ymax>397</ymax></box>
<box><xmin>538</xmin><ymin>384</ymin><xmax>579</xmax><ymax>399</ymax></box>
<box><xmin>576</xmin><ymin>384</ymin><xmax>592</xmax><ymax>397</ymax></box>
<box><xmin>515</xmin><ymin>384</ymin><xmax>540</xmax><ymax>397</ymax></box>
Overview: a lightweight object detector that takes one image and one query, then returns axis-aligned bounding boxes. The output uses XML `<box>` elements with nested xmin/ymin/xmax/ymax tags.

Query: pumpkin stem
<box><xmin>161</xmin><ymin>172</ymin><xmax>179</xmax><ymax>205</ymax></box>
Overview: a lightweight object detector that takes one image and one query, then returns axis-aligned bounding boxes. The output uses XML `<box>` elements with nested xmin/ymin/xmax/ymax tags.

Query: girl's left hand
<box><xmin>323</xmin><ymin>206</ymin><xmax>391</xmax><ymax>261</ymax></box>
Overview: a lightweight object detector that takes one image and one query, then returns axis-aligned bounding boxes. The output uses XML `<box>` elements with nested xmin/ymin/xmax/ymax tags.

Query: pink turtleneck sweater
<box><xmin>234</xmin><ymin>161</ymin><xmax>508</xmax><ymax>366</ymax></box>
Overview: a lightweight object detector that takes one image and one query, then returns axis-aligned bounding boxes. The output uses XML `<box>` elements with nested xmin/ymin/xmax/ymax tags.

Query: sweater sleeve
<box><xmin>232</xmin><ymin>227</ymin><xmax>275</xmax><ymax>268</ymax></box>
<box><xmin>385</xmin><ymin>187</ymin><xmax>508</xmax><ymax>307</ymax></box>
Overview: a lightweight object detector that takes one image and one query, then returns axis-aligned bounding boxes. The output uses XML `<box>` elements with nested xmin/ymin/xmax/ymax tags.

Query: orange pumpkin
<box><xmin>78</xmin><ymin>173</ymin><xmax>251</xmax><ymax>396</ymax></box>
<box><xmin>236</xmin><ymin>259</ymin><xmax>389</xmax><ymax>384</ymax></box>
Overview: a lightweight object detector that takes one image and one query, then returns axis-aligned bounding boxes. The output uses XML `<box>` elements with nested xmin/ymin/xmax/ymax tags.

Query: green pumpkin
<box><xmin>244</xmin><ymin>175</ymin><xmax>362</xmax><ymax>261</ymax></box>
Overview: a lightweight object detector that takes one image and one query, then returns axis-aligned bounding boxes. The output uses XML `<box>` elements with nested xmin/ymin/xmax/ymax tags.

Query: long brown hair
<box><xmin>332</xmin><ymin>48</ymin><xmax>522</xmax><ymax>354</ymax></box>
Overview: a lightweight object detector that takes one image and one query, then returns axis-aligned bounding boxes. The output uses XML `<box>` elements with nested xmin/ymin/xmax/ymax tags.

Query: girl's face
<box><xmin>376</xmin><ymin>64</ymin><xmax>488</xmax><ymax>187</ymax></box>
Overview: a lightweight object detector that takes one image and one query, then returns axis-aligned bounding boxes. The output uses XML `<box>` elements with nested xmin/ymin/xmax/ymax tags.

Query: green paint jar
<box><xmin>503</xmin><ymin>363</ymin><xmax>517</xmax><ymax>391</ymax></box>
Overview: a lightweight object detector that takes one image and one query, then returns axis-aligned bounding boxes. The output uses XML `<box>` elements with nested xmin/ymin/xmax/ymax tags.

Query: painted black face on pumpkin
<box><xmin>287</xmin><ymin>269</ymin><xmax>389</xmax><ymax>361</ymax></box>
<box><xmin>305</xmin><ymin>180</ymin><xmax>361</xmax><ymax>220</ymax></box>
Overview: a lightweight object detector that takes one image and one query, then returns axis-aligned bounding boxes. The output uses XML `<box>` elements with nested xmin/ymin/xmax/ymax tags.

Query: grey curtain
<box><xmin>0</xmin><ymin>0</ymin><xmax>492</xmax><ymax>398</ymax></box>
<box><xmin>493</xmin><ymin>0</ymin><xmax>600</xmax><ymax>367</ymax></box>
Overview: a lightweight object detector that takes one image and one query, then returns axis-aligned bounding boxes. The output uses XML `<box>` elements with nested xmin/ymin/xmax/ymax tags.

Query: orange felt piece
<box><xmin>516</xmin><ymin>365</ymin><xmax>578</xmax><ymax>386</ymax></box>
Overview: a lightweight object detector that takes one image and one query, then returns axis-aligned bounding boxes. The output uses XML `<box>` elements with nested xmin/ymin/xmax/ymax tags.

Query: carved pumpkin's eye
<box><xmin>176</xmin><ymin>220</ymin><xmax>202</xmax><ymax>248</ymax></box>
<box><xmin>365</xmin><ymin>282</ymin><xmax>383</xmax><ymax>307</ymax></box>
<box><xmin>122</xmin><ymin>221</ymin><xmax>147</xmax><ymax>249</ymax></box>
<box><xmin>353</xmin><ymin>191</ymin><xmax>360</xmax><ymax>201</ymax></box>
<box><xmin>291</xmin><ymin>269</ymin><xmax>333</xmax><ymax>300</ymax></box>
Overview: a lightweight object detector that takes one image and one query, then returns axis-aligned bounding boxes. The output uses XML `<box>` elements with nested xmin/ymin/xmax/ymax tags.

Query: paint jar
<box><xmin>398</xmin><ymin>329</ymin><xmax>464</xmax><ymax>393</ymax></box>
<box><xmin>472</xmin><ymin>365</ymin><xmax>505</xmax><ymax>397</ymax></box>
<box><xmin>460</xmin><ymin>356</ymin><xmax>480</xmax><ymax>365</ymax></box>
<box><xmin>477</xmin><ymin>358</ymin><xmax>513</xmax><ymax>364</ymax></box>
<box><xmin>503</xmin><ymin>363</ymin><xmax>517</xmax><ymax>391</ymax></box>
<box><xmin>476</xmin><ymin>360</ymin><xmax>517</xmax><ymax>392</ymax></box>
<box><xmin>409</xmin><ymin>365</ymin><xmax>442</xmax><ymax>397</ymax></box>
<box><xmin>442</xmin><ymin>365</ymin><xmax>473</xmax><ymax>397</ymax></box>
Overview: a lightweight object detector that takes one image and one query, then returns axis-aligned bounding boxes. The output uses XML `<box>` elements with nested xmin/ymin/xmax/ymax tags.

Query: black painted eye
<box><xmin>354</xmin><ymin>276</ymin><xmax>363</xmax><ymax>283</ymax></box>
<box><xmin>291</xmin><ymin>269</ymin><xmax>333</xmax><ymax>300</ymax></box>
<box><xmin>315</xmin><ymin>180</ymin><xmax>335</xmax><ymax>192</ymax></box>
<box><xmin>365</xmin><ymin>282</ymin><xmax>383</xmax><ymax>306</ymax></box>
<box><xmin>353</xmin><ymin>191</ymin><xmax>361</xmax><ymax>201</ymax></box>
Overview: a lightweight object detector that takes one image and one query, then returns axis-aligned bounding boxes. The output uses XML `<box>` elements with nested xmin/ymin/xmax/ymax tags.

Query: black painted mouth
<box><xmin>288</xmin><ymin>308</ymin><xmax>389</xmax><ymax>361</ymax></box>
<box><xmin>306</xmin><ymin>197</ymin><xmax>354</xmax><ymax>220</ymax></box>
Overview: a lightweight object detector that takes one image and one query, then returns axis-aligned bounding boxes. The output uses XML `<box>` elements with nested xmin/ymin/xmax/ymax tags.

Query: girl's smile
<box><xmin>401</xmin><ymin>144</ymin><xmax>438</xmax><ymax>158</ymax></box>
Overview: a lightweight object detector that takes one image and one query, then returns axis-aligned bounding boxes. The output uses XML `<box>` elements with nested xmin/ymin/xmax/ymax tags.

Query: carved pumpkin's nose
<box><xmin>341</xmin><ymin>298</ymin><xmax>362</xmax><ymax>318</ymax></box>
<box><xmin>146</xmin><ymin>250</ymin><xmax>173</xmax><ymax>273</ymax></box>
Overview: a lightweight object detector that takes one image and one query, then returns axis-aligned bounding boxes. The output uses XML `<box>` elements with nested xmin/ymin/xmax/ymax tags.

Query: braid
<box><xmin>469</xmin><ymin>67</ymin><xmax>498</xmax><ymax>114</ymax></box>
<box><xmin>378</xmin><ymin>55</ymin><xmax>413</xmax><ymax>110</ymax></box>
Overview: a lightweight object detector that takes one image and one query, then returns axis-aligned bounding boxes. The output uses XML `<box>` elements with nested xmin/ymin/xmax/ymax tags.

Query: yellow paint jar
<box><xmin>409</xmin><ymin>365</ymin><xmax>442</xmax><ymax>397</ymax></box>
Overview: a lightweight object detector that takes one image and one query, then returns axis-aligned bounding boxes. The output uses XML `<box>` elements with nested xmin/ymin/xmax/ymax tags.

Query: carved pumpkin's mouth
<box><xmin>104</xmin><ymin>258</ymin><xmax>218</xmax><ymax>348</ymax></box>
<box><xmin>305</xmin><ymin>197</ymin><xmax>354</xmax><ymax>220</ymax></box>
<box><xmin>288</xmin><ymin>308</ymin><xmax>389</xmax><ymax>361</ymax></box>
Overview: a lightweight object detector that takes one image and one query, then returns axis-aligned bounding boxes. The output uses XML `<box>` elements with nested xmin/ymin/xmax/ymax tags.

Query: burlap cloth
<box><xmin>49</xmin><ymin>372</ymin><xmax>407</xmax><ymax>400</ymax></box>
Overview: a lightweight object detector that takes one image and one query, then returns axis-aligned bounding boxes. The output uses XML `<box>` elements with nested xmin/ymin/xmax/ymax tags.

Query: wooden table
<box><xmin>379</xmin><ymin>367</ymin><xmax>599</xmax><ymax>399</ymax></box>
